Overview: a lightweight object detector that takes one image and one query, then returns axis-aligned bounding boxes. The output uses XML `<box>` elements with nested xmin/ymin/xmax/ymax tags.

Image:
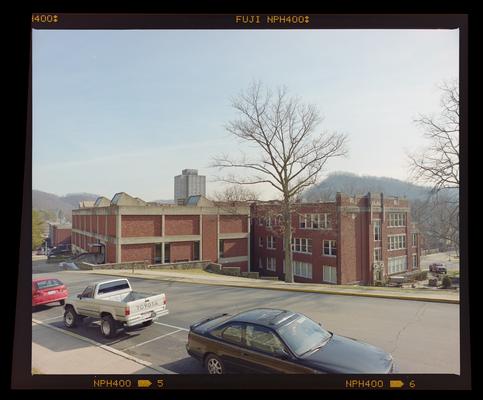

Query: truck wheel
<box><xmin>64</xmin><ymin>307</ymin><xmax>78</xmax><ymax>328</ymax></box>
<box><xmin>100</xmin><ymin>315</ymin><xmax>117</xmax><ymax>338</ymax></box>
<box><xmin>142</xmin><ymin>320</ymin><xmax>153</xmax><ymax>327</ymax></box>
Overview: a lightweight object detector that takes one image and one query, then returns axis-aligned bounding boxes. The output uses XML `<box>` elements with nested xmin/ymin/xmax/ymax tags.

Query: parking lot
<box><xmin>31</xmin><ymin>263</ymin><xmax>461</xmax><ymax>375</ymax></box>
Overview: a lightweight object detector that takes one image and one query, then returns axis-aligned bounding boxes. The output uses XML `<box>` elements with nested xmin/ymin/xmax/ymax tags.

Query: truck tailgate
<box><xmin>125</xmin><ymin>293</ymin><xmax>168</xmax><ymax>325</ymax></box>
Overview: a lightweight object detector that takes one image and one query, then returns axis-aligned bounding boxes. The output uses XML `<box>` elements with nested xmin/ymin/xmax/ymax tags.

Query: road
<box><xmin>32</xmin><ymin>262</ymin><xmax>460</xmax><ymax>375</ymax></box>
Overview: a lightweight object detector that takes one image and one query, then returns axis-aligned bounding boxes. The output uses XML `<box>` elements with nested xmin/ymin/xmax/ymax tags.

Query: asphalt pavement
<box><xmin>31</xmin><ymin>268</ymin><xmax>460</xmax><ymax>375</ymax></box>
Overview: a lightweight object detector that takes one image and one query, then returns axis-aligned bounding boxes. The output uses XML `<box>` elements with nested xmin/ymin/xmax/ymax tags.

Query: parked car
<box><xmin>35</xmin><ymin>247</ymin><xmax>46</xmax><ymax>255</ymax></box>
<box><xmin>32</xmin><ymin>278</ymin><xmax>68</xmax><ymax>308</ymax></box>
<box><xmin>63</xmin><ymin>278</ymin><xmax>169</xmax><ymax>338</ymax></box>
<box><xmin>59</xmin><ymin>252</ymin><xmax>104</xmax><ymax>270</ymax></box>
<box><xmin>429</xmin><ymin>263</ymin><xmax>447</xmax><ymax>274</ymax></box>
<box><xmin>186</xmin><ymin>308</ymin><xmax>395</xmax><ymax>374</ymax></box>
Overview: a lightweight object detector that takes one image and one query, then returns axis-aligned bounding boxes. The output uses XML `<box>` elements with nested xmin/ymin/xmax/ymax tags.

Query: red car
<box><xmin>32</xmin><ymin>278</ymin><xmax>68</xmax><ymax>307</ymax></box>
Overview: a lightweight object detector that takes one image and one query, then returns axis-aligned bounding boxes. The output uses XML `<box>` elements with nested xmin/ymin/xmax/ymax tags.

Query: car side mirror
<box><xmin>77</xmin><ymin>294</ymin><xmax>82</xmax><ymax>299</ymax></box>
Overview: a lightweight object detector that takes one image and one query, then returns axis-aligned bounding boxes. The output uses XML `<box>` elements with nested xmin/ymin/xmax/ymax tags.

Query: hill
<box><xmin>304</xmin><ymin>172</ymin><xmax>435</xmax><ymax>202</ymax></box>
<box><xmin>32</xmin><ymin>190</ymin><xmax>99</xmax><ymax>222</ymax></box>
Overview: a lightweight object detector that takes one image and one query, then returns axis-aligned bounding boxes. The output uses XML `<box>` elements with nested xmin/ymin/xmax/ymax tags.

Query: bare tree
<box><xmin>409</xmin><ymin>80</ymin><xmax>459</xmax><ymax>192</ymax></box>
<box><xmin>211</xmin><ymin>185</ymin><xmax>260</xmax><ymax>202</ymax></box>
<box><xmin>408</xmin><ymin>80</ymin><xmax>459</xmax><ymax>255</ymax></box>
<box><xmin>212</xmin><ymin>82</ymin><xmax>348</xmax><ymax>282</ymax></box>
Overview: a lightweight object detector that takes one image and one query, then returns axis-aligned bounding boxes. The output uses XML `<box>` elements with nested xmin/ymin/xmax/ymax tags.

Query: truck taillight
<box><xmin>163</xmin><ymin>295</ymin><xmax>167</xmax><ymax>305</ymax></box>
<box><xmin>125</xmin><ymin>307</ymin><xmax>130</xmax><ymax>316</ymax></box>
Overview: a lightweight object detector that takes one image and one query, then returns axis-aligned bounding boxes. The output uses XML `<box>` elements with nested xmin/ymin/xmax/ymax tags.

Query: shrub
<box><xmin>441</xmin><ymin>275</ymin><xmax>452</xmax><ymax>289</ymax></box>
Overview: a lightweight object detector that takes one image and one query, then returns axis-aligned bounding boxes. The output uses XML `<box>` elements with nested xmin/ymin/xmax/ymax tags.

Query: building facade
<box><xmin>71</xmin><ymin>192</ymin><xmax>250</xmax><ymax>271</ymax></box>
<box><xmin>48</xmin><ymin>223</ymin><xmax>72</xmax><ymax>247</ymax></box>
<box><xmin>251</xmin><ymin>192</ymin><xmax>421</xmax><ymax>285</ymax></box>
<box><xmin>174</xmin><ymin>169</ymin><xmax>206</xmax><ymax>205</ymax></box>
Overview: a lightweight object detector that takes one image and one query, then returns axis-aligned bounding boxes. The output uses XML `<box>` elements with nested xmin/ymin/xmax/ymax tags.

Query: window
<box><xmin>259</xmin><ymin>237</ymin><xmax>263</xmax><ymax>247</ymax></box>
<box><xmin>374</xmin><ymin>248</ymin><xmax>382</xmax><ymax>262</ymax></box>
<box><xmin>388</xmin><ymin>235</ymin><xmax>406</xmax><ymax>250</ymax></box>
<box><xmin>388</xmin><ymin>213</ymin><xmax>406</xmax><ymax>227</ymax></box>
<box><xmin>36</xmin><ymin>279</ymin><xmax>62</xmax><ymax>289</ymax></box>
<box><xmin>299</xmin><ymin>214</ymin><xmax>330</xmax><ymax>229</ymax></box>
<box><xmin>388</xmin><ymin>256</ymin><xmax>407</xmax><ymax>274</ymax></box>
<box><xmin>219</xmin><ymin>324</ymin><xmax>243</xmax><ymax>345</ymax></box>
<box><xmin>193</xmin><ymin>241</ymin><xmax>200</xmax><ymax>261</ymax></box>
<box><xmin>154</xmin><ymin>244</ymin><xmax>162</xmax><ymax>264</ymax></box>
<box><xmin>277</xmin><ymin>315</ymin><xmax>331</xmax><ymax>356</ymax></box>
<box><xmin>81</xmin><ymin>285</ymin><xmax>95</xmax><ymax>298</ymax></box>
<box><xmin>292</xmin><ymin>238</ymin><xmax>312</xmax><ymax>254</ymax></box>
<box><xmin>293</xmin><ymin>261</ymin><xmax>312</xmax><ymax>279</ymax></box>
<box><xmin>267</xmin><ymin>236</ymin><xmax>276</xmax><ymax>249</ymax></box>
<box><xmin>258</xmin><ymin>257</ymin><xmax>263</xmax><ymax>269</ymax></box>
<box><xmin>323</xmin><ymin>240</ymin><xmax>337</xmax><ymax>256</ymax></box>
<box><xmin>266</xmin><ymin>216</ymin><xmax>273</xmax><ymax>227</ymax></box>
<box><xmin>266</xmin><ymin>257</ymin><xmax>276</xmax><ymax>271</ymax></box>
<box><xmin>98</xmin><ymin>280</ymin><xmax>130</xmax><ymax>294</ymax></box>
<box><xmin>412</xmin><ymin>233</ymin><xmax>418</xmax><ymax>246</ymax></box>
<box><xmin>219</xmin><ymin>239</ymin><xmax>225</xmax><ymax>258</ymax></box>
<box><xmin>373</xmin><ymin>220</ymin><xmax>381</xmax><ymax>241</ymax></box>
<box><xmin>412</xmin><ymin>254</ymin><xmax>418</xmax><ymax>269</ymax></box>
<box><xmin>245</xmin><ymin>325</ymin><xmax>285</xmax><ymax>354</ymax></box>
<box><xmin>323</xmin><ymin>266</ymin><xmax>337</xmax><ymax>283</ymax></box>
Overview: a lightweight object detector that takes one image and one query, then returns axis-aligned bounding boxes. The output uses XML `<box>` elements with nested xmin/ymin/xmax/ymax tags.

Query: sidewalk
<box><xmin>32</xmin><ymin>319</ymin><xmax>175</xmax><ymax>374</ymax></box>
<box><xmin>76</xmin><ymin>269</ymin><xmax>459</xmax><ymax>304</ymax></box>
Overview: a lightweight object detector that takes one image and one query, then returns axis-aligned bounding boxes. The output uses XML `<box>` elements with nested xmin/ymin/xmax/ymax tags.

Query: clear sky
<box><xmin>32</xmin><ymin>29</ymin><xmax>459</xmax><ymax>201</ymax></box>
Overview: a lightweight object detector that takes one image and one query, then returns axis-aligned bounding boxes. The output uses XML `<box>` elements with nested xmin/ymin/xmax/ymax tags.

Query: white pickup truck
<box><xmin>63</xmin><ymin>278</ymin><xmax>169</xmax><ymax>338</ymax></box>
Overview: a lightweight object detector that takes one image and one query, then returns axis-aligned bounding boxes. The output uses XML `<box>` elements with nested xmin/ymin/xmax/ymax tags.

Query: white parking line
<box><xmin>153</xmin><ymin>321</ymin><xmax>189</xmax><ymax>332</ymax></box>
<box><xmin>122</xmin><ymin>329</ymin><xmax>183</xmax><ymax>351</ymax></box>
<box><xmin>32</xmin><ymin>318</ymin><xmax>177</xmax><ymax>374</ymax></box>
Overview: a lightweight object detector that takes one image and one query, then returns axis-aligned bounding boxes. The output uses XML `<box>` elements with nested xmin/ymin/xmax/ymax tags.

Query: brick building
<box><xmin>251</xmin><ymin>192</ymin><xmax>421</xmax><ymax>285</ymax></box>
<box><xmin>48</xmin><ymin>223</ymin><xmax>72</xmax><ymax>247</ymax></box>
<box><xmin>71</xmin><ymin>192</ymin><xmax>250</xmax><ymax>271</ymax></box>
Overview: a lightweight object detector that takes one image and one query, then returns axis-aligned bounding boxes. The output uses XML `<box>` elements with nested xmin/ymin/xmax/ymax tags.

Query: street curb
<box><xmin>32</xmin><ymin>318</ymin><xmax>177</xmax><ymax>374</ymax></box>
<box><xmin>80</xmin><ymin>271</ymin><xmax>460</xmax><ymax>304</ymax></box>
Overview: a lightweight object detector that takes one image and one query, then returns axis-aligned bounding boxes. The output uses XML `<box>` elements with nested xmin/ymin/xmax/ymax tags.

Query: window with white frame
<box><xmin>388</xmin><ymin>213</ymin><xmax>406</xmax><ymax>227</ymax></box>
<box><xmin>388</xmin><ymin>234</ymin><xmax>406</xmax><ymax>250</ymax></box>
<box><xmin>258</xmin><ymin>257</ymin><xmax>263</xmax><ymax>269</ymax></box>
<box><xmin>323</xmin><ymin>265</ymin><xmax>337</xmax><ymax>283</ymax></box>
<box><xmin>388</xmin><ymin>256</ymin><xmax>407</xmax><ymax>274</ymax></box>
<box><xmin>323</xmin><ymin>240</ymin><xmax>337</xmax><ymax>256</ymax></box>
<box><xmin>412</xmin><ymin>233</ymin><xmax>418</xmax><ymax>246</ymax></box>
<box><xmin>267</xmin><ymin>236</ymin><xmax>276</xmax><ymax>249</ymax></box>
<box><xmin>266</xmin><ymin>257</ymin><xmax>276</xmax><ymax>271</ymax></box>
<box><xmin>412</xmin><ymin>254</ymin><xmax>418</xmax><ymax>269</ymax></box>
<box><xmin>373</xmin><ymin>220</ymin><xmax>381</xmax><ymax>241</ymax></box>
<box><xmin>374</xmin><ymin>248</ymin><xmax>382</xmax><ymax>262</ymax></box>
<box><xmin>293</xmin><ymin>261</ymin><xmax>312</xmax><ymax>279</ymax></box>
<box><xmin>292</xmin><ymin>238</ymin><xmax>312</xmax><ymax>254</ymax></box>
<box><xmin>266</xmin><ymin>216</ymin><xmax>273</xmax><ymax>227</ymax></box>
<box><xmin>259</xmin><ymin>236</ymin><xmax>263</xmax><ymax>247</ymax></box>
<box><xmin>299</xmin><ymin>213</ymin><xmax>330</xmax><ymax>229</ymax></box>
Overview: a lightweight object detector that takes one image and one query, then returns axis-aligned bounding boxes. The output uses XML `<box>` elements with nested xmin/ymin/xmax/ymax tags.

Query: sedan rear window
<box><xmin>36</xmin><ymin>279</ymin><xmax>62</xmax><ymax>289</ymax></box>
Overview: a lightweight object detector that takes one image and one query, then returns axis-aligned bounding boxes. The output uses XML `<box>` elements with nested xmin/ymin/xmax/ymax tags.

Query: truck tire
<box><xmin>100</xmin><ymin>315</ymin><xmax>118</xmax><ymax>338</ymax></box>
<box><xmin>64</xmin><ymin>307</ymin><xmax>79</xmax><ymax>328</ymax></box>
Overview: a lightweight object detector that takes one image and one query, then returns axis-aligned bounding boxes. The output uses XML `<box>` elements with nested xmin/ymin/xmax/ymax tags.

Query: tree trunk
<box><xmin>283</xmin><ymin>200</ymin><xmax>293</xmax><ymax>283</ymax></box>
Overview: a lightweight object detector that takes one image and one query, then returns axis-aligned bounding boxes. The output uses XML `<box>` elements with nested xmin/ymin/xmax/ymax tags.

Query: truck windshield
<box><xmin>97</xmin><ymin>280</ymin><xmax>130</xmax><ymax>295</ymax></box>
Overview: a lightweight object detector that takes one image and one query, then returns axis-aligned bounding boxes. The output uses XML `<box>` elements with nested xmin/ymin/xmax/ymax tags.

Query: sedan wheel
<box><xmin>206</xmin><ymin>355</ymin><xmax>224</xmax><ymax>374</ymax></box>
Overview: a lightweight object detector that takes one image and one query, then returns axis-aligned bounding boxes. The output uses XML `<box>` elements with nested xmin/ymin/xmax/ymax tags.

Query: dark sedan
<box><xmin>186</xmin><ymin>308</ymin><xmax>395</xmax><ymax>374</ymax></box>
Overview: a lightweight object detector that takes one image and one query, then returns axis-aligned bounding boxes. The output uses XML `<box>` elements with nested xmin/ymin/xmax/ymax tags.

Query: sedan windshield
<box><xmin>277</xmin><ymin>315</ymin><xmax>332</xmax><ymax>356</ymax></box>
